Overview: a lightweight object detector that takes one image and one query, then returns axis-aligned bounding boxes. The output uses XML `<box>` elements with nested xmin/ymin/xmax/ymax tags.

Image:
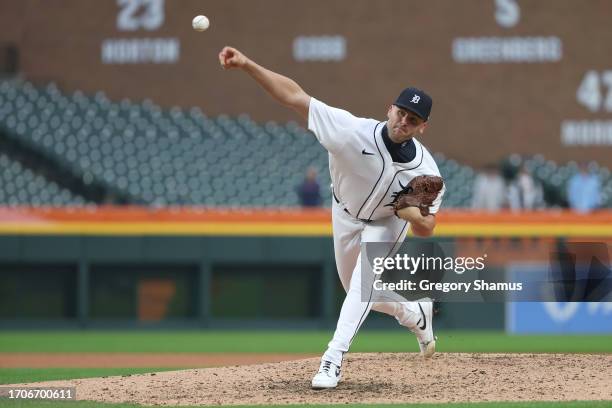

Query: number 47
<box><xmin>577</xmin><ymin>70</ymin><xmax>612</xmax><ymax>112</ymax></box>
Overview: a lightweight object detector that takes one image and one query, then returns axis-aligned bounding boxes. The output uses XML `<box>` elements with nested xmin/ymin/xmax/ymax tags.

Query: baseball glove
<box><xmin>390</xmin><ymin>175</ymin><xmax>444</xmax><ymax>217</ymax></box>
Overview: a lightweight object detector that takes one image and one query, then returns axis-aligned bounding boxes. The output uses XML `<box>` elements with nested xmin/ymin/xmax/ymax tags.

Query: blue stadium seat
<box><xmin>1</xmin><ymin>79</ymin><xmax>610</xmax><ymax>208</ymax></box>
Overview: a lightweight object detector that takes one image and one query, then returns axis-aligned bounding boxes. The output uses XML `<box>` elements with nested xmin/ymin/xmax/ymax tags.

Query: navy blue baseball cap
<box><xmin>394</xmin><ymin>87</ymin><xmax>432</xmax><ymax>121</ymax></box>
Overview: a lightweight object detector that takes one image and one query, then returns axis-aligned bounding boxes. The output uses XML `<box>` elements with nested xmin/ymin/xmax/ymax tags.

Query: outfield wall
<box><xmin>2</xmin><ymin>0</ymin><xmax>612</xmax><ymax>166</ymax></box>
<box><xmin>0</xmin><ymin>208</ymin><xmax>610</xmax><ymax>330</ymax></box>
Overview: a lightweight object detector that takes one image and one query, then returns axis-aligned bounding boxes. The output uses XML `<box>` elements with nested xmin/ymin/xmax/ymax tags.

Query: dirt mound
<box><xmin>10</xmin><ymin>353</ymin><xmax>612</xmax><ymax>405</ymax></box>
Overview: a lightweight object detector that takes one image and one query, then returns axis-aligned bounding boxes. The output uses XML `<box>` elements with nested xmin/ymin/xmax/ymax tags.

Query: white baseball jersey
<box><xmin>307</xmin><ymin>97</ymin><xmax>445</xmax><ymax>367</ymax></box>
<box><xmin>308</xmin><ymin>97</ymin><xmax>445</xmax><ymax>220</ymax></box>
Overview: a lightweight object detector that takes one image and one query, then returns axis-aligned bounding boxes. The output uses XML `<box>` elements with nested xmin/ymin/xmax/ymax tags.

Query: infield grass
<box><xmin>0</xmin><ymin>368</ymin><xmax>178</xmax><ymax>385</ymax></box>
<box><xmin>0</xmin><ymin>331</ymin><xmax>611</xmax><ymax>354</ymax></box>
<box><xmin>1</xmin><ymin>400</ymin><xmax>611</xmax><ymax>408</ymax></box>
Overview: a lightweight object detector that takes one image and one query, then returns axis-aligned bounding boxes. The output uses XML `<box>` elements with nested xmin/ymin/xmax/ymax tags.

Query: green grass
<box><xmin>0</xmin><ymin>401</ymin><xmax>610</xmax><ymax>408</ymax></box>
<box><xmin>0</xmin><ymin>331</ymin><xmax>611</xmax><ymax>354</ymax></box>
<box><xmin>0</xmin><ymin>368</ymin><xmax>178</xmax><ymax>385</ymax></box>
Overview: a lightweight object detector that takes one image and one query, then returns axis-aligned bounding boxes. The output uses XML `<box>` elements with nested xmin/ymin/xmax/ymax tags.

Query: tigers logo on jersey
<box><xmin>385</xmin><ymin>179</ymin><xmax>413</xmax><ymax>208</ymax></box>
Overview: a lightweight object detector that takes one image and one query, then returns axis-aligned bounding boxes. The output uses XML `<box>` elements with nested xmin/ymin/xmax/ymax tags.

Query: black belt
<box><xmin>333</xmin><ymin>189</ymin><xmax>371</xmax><ymax>223</ymax></box>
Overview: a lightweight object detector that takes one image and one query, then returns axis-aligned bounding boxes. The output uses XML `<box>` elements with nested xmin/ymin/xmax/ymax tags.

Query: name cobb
<box><xmin>372</xmin><ymin>279</ymin><xmax>523</xmax><ymax>293</ymax></box>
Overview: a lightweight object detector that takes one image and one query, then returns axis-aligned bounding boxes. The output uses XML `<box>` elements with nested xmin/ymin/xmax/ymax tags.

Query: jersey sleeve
<box><xmin>308</xmin><ymin>97</ymin><xmax>359</xmax><ymax>153</ymax></box>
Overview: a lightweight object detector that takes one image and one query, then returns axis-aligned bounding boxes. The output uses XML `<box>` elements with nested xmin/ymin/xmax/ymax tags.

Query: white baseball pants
<box><xmin>322</xmin><ymin>200</ymin><xmax>422</xmax><ymax>366</ymax></box>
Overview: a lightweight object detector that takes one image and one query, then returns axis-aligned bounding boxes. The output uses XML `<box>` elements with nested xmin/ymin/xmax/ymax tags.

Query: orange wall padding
<box><xmin>0</xmin><ymin>207</ymin><xmax>609</xmax><ymax>237</ymax></box>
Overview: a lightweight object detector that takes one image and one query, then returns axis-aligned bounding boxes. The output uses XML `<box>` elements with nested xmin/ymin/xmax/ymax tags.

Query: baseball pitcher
<box><xmin>219</xmin><ymin>46</ymin><xmax>445</xmax><ymax>389</ymax></box>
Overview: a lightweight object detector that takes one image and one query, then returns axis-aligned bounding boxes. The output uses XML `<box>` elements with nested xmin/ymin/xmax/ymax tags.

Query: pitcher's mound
<box><xmin>13</xmin><ymin>353</ymin><xmax>612</xmax><ymax>405</ymax></box>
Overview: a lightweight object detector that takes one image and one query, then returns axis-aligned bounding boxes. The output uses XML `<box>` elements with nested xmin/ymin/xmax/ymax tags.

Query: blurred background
<box><xmin>0</xmin><ymin>0</ymin><xmax>610</xmax><ymax>347</ymax></box>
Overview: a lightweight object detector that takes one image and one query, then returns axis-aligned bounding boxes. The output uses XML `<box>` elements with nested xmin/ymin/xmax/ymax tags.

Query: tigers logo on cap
<box><xmin>394</xmin><ymin>87</ymin><xmax>433</xmax><ymax>120</ymax></box>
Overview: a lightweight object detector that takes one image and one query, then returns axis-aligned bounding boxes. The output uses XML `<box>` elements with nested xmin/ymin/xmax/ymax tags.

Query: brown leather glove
<box><xmin>391</xmin><ymin>175</ymin><xmax>444</xmax><ymax>217</ymax></box>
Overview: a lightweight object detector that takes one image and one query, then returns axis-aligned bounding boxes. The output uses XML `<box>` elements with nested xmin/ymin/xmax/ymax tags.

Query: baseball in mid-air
<box><xmin>192</xmin><ymin>15</ymin><xmax>210</xmax><ymax>32</ymax></box>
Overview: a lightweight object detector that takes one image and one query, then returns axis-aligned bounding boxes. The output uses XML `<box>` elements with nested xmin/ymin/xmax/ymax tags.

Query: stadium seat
<box><xmin>0</xmin><ymin>79</ymin><xmax>609</xmax><ymax>208</ymax></box>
